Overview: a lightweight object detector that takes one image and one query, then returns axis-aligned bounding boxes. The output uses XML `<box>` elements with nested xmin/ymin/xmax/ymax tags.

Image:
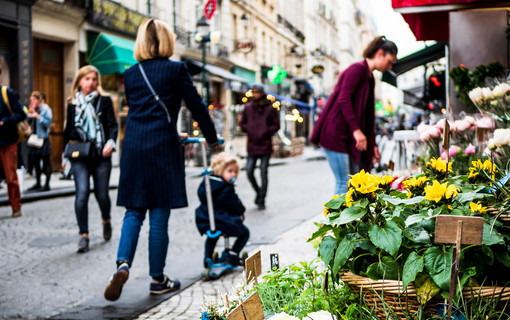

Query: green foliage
<box><xmin>254</xmin><ymin>259</ymin><xmax>350</xmax><ymax>318</ymax></box>
<box><xmin>310</xmin><ymin>168</ymin><xmax>510</xmax><ymax>303</ymax></box>
<box><xmin>450</xmin><ymin>62</ymin><xmax>506</xmax><ymax>112</ymax></box>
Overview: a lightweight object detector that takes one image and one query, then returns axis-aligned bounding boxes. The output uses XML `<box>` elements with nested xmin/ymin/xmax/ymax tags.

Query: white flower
<box><xmin>267</xmin><ymin>312</ymin><xmax>300</xmax><ymax>320</ymax></box>
<box><xmin>303</xmin><ymin>310</ymin><xmax>336</xmax><ymax>320</ymax></box>
<box><xmin>469</xmin><ymin>87</ymin><xmax>483</xmax><ymax>104</ymax></box>
<box><xmin>464</xmin><ymin>116</ymin><xmax>475</xmax><ymax>125</ymax></box>
<box><xmin>493</xmin><ymin>129</ymin><xmax>510</xmax><ymax>146</ymax></box>
<box><xmin>475</xmin><ymin>117</ymin><xmax>495</xmax><ymax>129</ymax></box>
<box><xmin>481</xmin><ymin>87</ymin><xmax>493</xmax><ymax>101</ymax></box>
<box><xmin>417</xmin><ymin>124</ymin><xmax>429</xmax><ymax>135</ymax></box>
<box><xmin>452</xmin><ymin>120</ymin><xmax>471</xmax><ymax>132</ymax></box>
<box><xmin>488</xmin><ymin>138</ymin><xmax>497</xmax><ymax>150</ymax></box>
<box><xmin>492</xmin><ymin>82</ymin><xmax>510</xmax><ymax>99</ymax></box>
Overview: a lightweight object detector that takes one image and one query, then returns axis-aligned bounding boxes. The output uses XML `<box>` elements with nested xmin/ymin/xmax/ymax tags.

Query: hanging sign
<box><xmin>204</xmin><ymin>0</ymin><xmax>216</xmax><ymax>20</ymax></box>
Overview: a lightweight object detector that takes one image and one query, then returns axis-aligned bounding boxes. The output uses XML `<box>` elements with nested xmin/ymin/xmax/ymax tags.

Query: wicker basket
<box><xmin>341</xmin><ymin>272</ymin><xmax>510</xmax><ymax>319</ymax></box>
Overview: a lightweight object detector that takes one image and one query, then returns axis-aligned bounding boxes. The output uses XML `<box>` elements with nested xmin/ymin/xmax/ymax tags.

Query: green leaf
<box><xmin>483</xmin><ymin>224</ymin><xmax>505</xmax><ymax>246</ymax></box>
<box><xmin>359</xmin><ymin>198</ymin><xmax>369</xmax><ymax>208</ymax></box>
<box><xmin>414</xmin><ymin>273</ymin><xmax>441</xmax><ymax>304</ymax></box>
<box><xmin>319</xmin><ymin>236</ymin><xmax>337</xmax><ymax>267</ymax></box>
<box><xmin>381</xmin><ymin>194</ymin><xmax>425</xmax><ymax>206</ymax></box>
<box><xmin>307</xmin><ymin>224</ymin><xmax>333</xmax><ymax>241</ymax></box>
<box><xmin>459</xmin><ymin>266</ymin><xmax>477</xmax><ymax>290</ymax></box>
<box><xmin>330</xmin><ymin>206</ymin><xmax>367</xmax><ymax>225</ymax></box>
<box><xmin>495</xmin><ymin>252</ymin><xmax>510</xmax><ymax>268</ymax></box>
<box><xmin>481</xmin><ymin>245</ymin><xmax>494</xmax><ymax>265</ymax></box>
<box><xmin>368</xmin><ymin>221</ymin><xmax>402</xmax><ymax>257</ymax></box>
<box><xmin>324</xmin><ymin>195</ymin><xmax>345</xmax><ymax>210</ymax></box>
<box><xmin>403</xmin><ymin>225</ymin><xmax>431</xmax><ymax>244</ymax></box>
<box><xmin>424</xmin><ymin>247</ymin><xmax>452</xmax><ymax>291</ymax></box>
<box><xmin>332</xmin><ymin>237</ymin><xmax>355</xmax><ymax>275</ymax></box>
<box><xmin>366</xmin><ymin>262</ymin><xmax>381</xmax><ymax>280</ymax></box>
<box><xmin>455</xmin><ymin>190</ymin><xmax>490</xmax><ymax>203</ymax></box>
<box><xmin>405</xmin><ymin>213</ymin><xmax>431</xmax><ymax>227</ymax></box>
<box><xmin>375</xmin><ymin>256</ymin><xmax>400</xmax><ymax>280</ymax></box>
<box><xmin>403</xmin><ymin>252</ymin><xmax>424</xmax><ymax>290</ymax></box>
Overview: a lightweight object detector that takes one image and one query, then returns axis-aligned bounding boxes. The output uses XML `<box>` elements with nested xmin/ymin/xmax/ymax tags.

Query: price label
<box><xmin>270</xmin><ymin>253</ymin><xmax>279</xmax><ymax>270</ymax></box>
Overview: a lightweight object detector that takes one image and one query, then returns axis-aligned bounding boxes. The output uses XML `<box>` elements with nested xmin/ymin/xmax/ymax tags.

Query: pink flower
<box><xmin>465</xmin><ymin>145</ymin><xmax>476</xmax><ymax>155</ymax></box>
<box><xmin>452</xmin><ymin>120</ymin><xmax>471</xmax><ymax>132</ymax></box>
<box><xmin>441</xmin><ymin>145</ymin><xmax>462</xmax><ymax>160</ymax></box>
<box><xmin>391</xmin><ymin>176</ymin><xmax>407</xmax><ymax>191</ymax></box>
<box><xmin>428</xmin><ymin>126</ymin><xmax>442</xmax><ymax>138</ymax></box>
<box><xmin>476</xmin><ymin>117</ymin><xmax>495</xmax><ymax>129</ymax></box>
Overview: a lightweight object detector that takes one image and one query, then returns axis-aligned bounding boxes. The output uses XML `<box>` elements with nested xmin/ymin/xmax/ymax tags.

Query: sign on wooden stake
<box><xmin>245</xmin><ymin>251</ymin><xmax>262</xmax><ymax>285</ymax></box>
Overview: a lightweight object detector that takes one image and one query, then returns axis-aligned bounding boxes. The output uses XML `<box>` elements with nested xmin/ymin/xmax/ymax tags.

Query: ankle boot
<box><xmin>77</xmin><ymin>237</ymin><xmax>89</xmax><ymax>253</ymax></box>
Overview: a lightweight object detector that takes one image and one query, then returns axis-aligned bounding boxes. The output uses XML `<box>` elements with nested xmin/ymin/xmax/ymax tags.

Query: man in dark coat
<box><xmin>0</xmin><ymin>66</ymin><xmax>26</xmax><ymax>218</ymax></box>
<box><xmin>240</xmin><ymin>84</ymin><xmax>280</xmax><ymax>210</ymax></box>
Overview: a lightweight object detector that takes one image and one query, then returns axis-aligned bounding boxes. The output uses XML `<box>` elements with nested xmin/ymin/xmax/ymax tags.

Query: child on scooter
<box><xmin>195</xmin><ymin>152</ymin><xmax>249</xmax><ymax>267</ymax></box>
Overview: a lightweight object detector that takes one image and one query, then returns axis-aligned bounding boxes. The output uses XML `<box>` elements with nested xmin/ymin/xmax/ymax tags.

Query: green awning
<box><xmin>87</xmin><ymin>32</ymin><xmax>136</xmax><ymax>75</ymax></box>
<box><xmin>232</xmin><ymin>66</ymin><xmax>256</xmax><ymax>85</ymax></box>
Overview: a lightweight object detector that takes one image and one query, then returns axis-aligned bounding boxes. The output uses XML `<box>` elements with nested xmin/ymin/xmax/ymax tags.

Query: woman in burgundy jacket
<box><xmin>310</xmin><ymin>36</ymin><xmax>397</xmax><ymax>195</ymax></box>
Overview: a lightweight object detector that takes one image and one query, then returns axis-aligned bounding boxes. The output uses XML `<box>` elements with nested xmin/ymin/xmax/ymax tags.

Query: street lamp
<box><xmin>196</xmin><ymin>16</ymin><xmax>210</xmax><ymax>105</ymax></box>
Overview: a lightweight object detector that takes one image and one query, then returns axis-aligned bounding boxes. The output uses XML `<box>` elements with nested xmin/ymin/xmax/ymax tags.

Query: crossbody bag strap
<box><xmin>138</xmin><ymin>63</ymin><xmax>172</xmax><ymax>123</ymax></box>
<box><xmin>1</xmin><ymin>86</ymin><xmax>13</xmax><ymax>115</ymax></box>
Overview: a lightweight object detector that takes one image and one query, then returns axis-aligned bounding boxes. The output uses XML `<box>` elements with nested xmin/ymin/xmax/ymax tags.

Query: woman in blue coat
<box><xmin>104</xmin><ymin>19</ymin><xmax>218</xmax><ymax>301</ymax></box>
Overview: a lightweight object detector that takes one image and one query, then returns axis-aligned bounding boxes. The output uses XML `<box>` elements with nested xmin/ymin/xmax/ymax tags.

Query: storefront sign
<box><xmin>234</xmin><ymin>39</ymin><xmax>254</xmax><ymax>53</ymax></box>
<box><xmin>89</xmin><ymin>0</ymin><xmax>148</xmax><ymax>37</ymax></box>
<box><xmin>311</xmin><ymin>65</ymin><xmax>325</xmax><ymax>74</ymax></box>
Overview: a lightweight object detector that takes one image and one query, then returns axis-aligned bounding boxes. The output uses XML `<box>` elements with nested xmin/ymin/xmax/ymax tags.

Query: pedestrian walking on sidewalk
<box><xmin>104</xmin><ymin>18</ymin><xmax>218</xmax><ymax>301</ymax></box>
<box><xmin>64</xmin><ymin>65</ymin><xmax>118</xmax><ymax>253</ymax></box>
<box><xmin>239</xmin><ymin>84</ymin><xmax>280</xmax><ymax>210</ymax></box>
<box><xmin>27</xmin><ymin>91</ymin><xmax>53</xmax><ymax>192</ymax></box>
<box><xmin>0</xmin><ymin>66</ymin><xmax>26</xmax><ymax>218</ymax></box>
<box><xmin>195</xmin><ymin>153</ymin><xmax>249</xmax><ymax>267</ymax></box>
<box><xmin>310</xmin><ymin>36</ymin><xmax>398</xmax><ymax>195</ymax></box>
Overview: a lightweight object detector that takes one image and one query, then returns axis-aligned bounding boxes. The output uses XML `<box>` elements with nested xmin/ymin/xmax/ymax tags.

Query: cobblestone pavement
<box><xmin>0</xmin><ymin>147</ymin><xmax>332</xmax><ymax>320</ymax></box>
<box><xmin>135</xmin><ymin>214</ymin><xmax>321</xmax><ymax>320</ymax></box>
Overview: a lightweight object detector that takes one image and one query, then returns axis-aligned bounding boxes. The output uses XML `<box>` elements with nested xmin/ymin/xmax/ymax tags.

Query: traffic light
<box><xmin>425</xmin><ymin>71</ymin><xmax>445</xmax><ymax>102</ymax></box>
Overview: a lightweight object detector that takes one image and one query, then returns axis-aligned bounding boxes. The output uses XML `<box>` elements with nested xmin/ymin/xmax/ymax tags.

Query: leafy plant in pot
<box><xmin>309</xmin><ymin>158</ymin><xmax>510</xmax><ymax>310</ymax></box>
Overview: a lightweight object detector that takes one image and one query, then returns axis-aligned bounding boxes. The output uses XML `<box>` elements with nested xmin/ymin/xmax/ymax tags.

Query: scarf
<box><xmin>72</xmin><ymin>90</ymin><xmax>104</xmax><ymax>151</ymax></box>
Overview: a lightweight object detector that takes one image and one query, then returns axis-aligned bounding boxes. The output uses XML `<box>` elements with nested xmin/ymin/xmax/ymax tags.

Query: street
<box><xmin>0</xmin><ymin>154</ymin><xmax>333</xmax><ymax>320</ymax></box>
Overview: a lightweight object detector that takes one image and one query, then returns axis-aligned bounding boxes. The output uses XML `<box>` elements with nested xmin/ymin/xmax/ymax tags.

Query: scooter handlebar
<box><xmin>181</xmin><ymin>137</ymin><xmax>224</xmax><ymax>145</ymax></box>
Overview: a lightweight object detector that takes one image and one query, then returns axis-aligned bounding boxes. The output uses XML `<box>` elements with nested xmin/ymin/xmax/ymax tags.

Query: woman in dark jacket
<box><xmin>104</xmin><ymin>18</ymin><xmax>218</xmax><ymax>302</ymax></box>
<box><xmin>64</xmin><ymin>65</ymin><xmax>118</xmax><ymax>253</ymax></box>
<box><xmin>310</xmin><ymin>36</ymin><xmax>397</xmax><ymax>196</ymax></box>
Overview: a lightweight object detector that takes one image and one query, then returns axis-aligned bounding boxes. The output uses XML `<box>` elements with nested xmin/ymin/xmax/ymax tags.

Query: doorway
<box><xmin>33</xmin><ymin>38</ymin><xmax>64</xmax><ymax>171</ymax></box>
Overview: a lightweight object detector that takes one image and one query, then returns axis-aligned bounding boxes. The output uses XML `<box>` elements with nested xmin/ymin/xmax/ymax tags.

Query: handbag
<box><xmin>2</xmin><ymin>86</ymin><xmax>32</xmax><ymax>142</ymax></box>
<box><xmin>64</xmin><ymin>141</ymin><xmax>95</xmax><ymax>159</ymax></box>
<box><xmin>27</xmin><ymin>134</ymin><xmax>44</xmax><ymax>148</ymax></box>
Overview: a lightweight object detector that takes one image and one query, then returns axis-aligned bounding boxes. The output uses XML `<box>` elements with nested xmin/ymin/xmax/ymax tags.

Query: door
<box><xmin>33</xmin><ymin>39</ymin><xmax>64</xmax><ymax>171</ymax></box>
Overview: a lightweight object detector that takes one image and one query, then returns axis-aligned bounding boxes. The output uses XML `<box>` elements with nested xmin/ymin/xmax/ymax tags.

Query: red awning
<box><xmin>392</xmin><ymin>0</ymin><xmax>509</xmax><ymax>41</ymax></box>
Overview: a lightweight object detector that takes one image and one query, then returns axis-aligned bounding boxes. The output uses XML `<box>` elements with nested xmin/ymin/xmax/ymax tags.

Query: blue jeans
<box><xmin>116</xmin><ymin>207</ymin><xmax>171</xmax><ymax>278</ymax></box>
<box><xmin>71</xmin><ymin>157</ymin><xmax>112</xmax><ymax>235</ymax></box>
<box><xmin>323</xmin><ymin>148</ymin><xmax>360</xmax><ymax>196</ymax></box>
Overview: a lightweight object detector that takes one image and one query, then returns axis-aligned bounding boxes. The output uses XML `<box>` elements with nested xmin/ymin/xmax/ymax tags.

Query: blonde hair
<box><xmin>67</xmin><ymin>65</ymin><xmax>106</xmax><ymax>102</ymax></box>
<box><xmin>134</xmin><ymin>19</ymin><xmax>175</xmax><ymax>61</ymax></box>
<box><xmin>211</xmin><ymin>153</ymin><xmax>240</xmax><ymax>176</ymax></box>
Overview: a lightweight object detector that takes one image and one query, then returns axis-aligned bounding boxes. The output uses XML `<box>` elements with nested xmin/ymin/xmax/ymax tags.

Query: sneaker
<box><xmin>149</xmin><ymin>275</ymin><xmax>180</xmax><ymax>295</ymax></box>
<box><xmin>77</xmin><ymin>237</ymin><xmax>89</xmax><ymax>253</ymax></box>
<box><xmin>220</xmin><ymin>253</ymin><xmax>242</xmax><ymax>267</ymax></box>
<box><xmin>27</xmin><ymin>183</ymin><xmax>41</xmax><ymax>192</ymax></box>
<box><xmin>104</xmin><ymin>263</ymin><xmax>129</xmax><ymax>301</ymax></box>
<box><xmin>12</xmin><ymin>210</ymin><xmax>22</xmax><ymax>218</ymax></box>
<box><xmin>39</xmin><ymin>185</ymin><xmax>50</xmax><ymax>192</ymax></box>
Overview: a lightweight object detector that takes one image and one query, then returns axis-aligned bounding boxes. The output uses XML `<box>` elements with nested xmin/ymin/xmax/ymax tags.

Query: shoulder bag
<box><xmin>2</xmin><ymin>86</ymin><xmax>32</xmax><ymax>142</ymax></box>
<box><xmin>64</xmin><ymin>97</ymin><xmax>102</xmax><ymax>160</ymax></box>
<box><xmin>138</xmin><ymin>63</ymin><xmax>172</xmax><ymax>123</ymax></box>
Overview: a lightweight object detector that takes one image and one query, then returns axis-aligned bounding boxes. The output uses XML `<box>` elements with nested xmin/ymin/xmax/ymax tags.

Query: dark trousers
<box><xmin>204</xmin><ymin>223</ymin><xmax>250</xmax><ymax>260</ymax></box>
<box><xmin>246</xmin><ymin>154</ymin><xmax>270</xmax><ymax>206</ymax></box>
<box><xmin>29</xmin><ymin>154</ymin><xmax>52</xmax><ymax>187</ymax></box>
<box><xmin>71</xmin><ymin>157</ymin><xmax>112</xmax><ymax>235</ymax></box>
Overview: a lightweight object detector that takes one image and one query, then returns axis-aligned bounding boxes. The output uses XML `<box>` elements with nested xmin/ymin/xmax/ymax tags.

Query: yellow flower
<box><xmin>448</xmin><ymin>205</ymin><xmax>453</xmax><ymax>210</ymax></box>
<box><xmin>403</xmin><ymin>176</ymin><xmax>429</xmax><ymax>189</ymax></box>
<box><xmin>469</xmin><ymin>202</ymin><xmax>488</xmax><ymax>214</ymax></box>
<box><xmin>332</xmin><ymin>194</ymin><xmax>340</xmax><ymax>199</ymax></box>
<box><xmin>345</xmin><ymin>188</ymin><xmax>354</xmax><ymax>208</ymax></box>
<box><xmin>323</xmin><ymin>207</ymin><xmax>330</xmax><ymax>217</ymax></box>
<box><xmin>380</xmin><ymin>175</ymin><xmax>394</xmax><ymax>186</ymax></box>
<box><xmin>426</xmin><ymin>157</ymin><xmax>453</xmax><ymax>174</ymax></box>
<box><xmin>348</xmin><ymin>170</ymin><xmax>380</xmax><ymax>194</ymax></box>
<box><xmin>424</xmin><ymin>180</ymin><xmax>459</xmax><ymax>203</ymax></box>
<box><xmin>445</xmin><ymin>184</ymin><xmax>460</xmax><ymax>199</ymax></box>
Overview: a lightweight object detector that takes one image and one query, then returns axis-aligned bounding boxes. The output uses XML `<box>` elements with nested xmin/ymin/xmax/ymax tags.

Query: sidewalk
<box><xmin>134</xmin><ymin>211</ymin><xmax>322</xmax><ymax>320</ymax></box>
<box><xmin>0</xmin><ymin>146</ymin><xmax>325</xmax><ymax>207</ymax></box>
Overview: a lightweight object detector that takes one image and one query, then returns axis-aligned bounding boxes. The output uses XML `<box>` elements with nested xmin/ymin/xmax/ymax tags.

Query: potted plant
<box><xmin>309</xmin><ymin>157</ymin><xmax>510</xmax><ymax>316</ymax></box>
